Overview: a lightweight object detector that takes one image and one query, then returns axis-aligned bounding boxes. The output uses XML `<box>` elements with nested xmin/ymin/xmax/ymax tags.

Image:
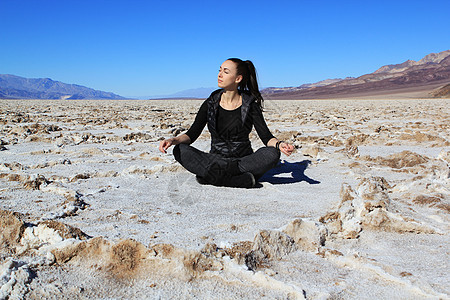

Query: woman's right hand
<box><xmin>158</xmin><ymin>134</ymin><xmax>191</xmax><ymax>153</ymax></box>
<box><xmin>159</xmin><ymin>138</ymin><xmax>174</xmax><ymax>153</ymax></box>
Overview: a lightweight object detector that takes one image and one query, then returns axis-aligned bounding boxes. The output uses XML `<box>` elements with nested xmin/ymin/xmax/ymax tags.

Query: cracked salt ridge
<box><xmin>1</xmin><ymin>211</ymin><xmax>311</xmax><ymax>299</ymax></box>
<box><xmin>1</xmin><ymin>207</ymin><xmax>446</xmax><ymax>299</ymax></box>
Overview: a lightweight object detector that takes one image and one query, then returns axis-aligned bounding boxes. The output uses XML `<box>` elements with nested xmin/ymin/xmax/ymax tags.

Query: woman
<box><xmin>159</xmin><ymin>58</ymin><xmax>294</xmax><ymax>188</ymax></box>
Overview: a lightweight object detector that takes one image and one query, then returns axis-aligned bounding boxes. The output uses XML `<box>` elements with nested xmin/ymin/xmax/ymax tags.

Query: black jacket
<box><xmin>185</xmin><ymin>89</ymin><xmax>274</xmax><ymax>158</ymax></box>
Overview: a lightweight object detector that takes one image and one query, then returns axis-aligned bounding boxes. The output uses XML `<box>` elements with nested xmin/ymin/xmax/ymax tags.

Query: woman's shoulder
<box><xmin>241</xmin><ymin>91</ymin><xmax>256</xmax><ymax>103</ymax></box>
<box><xmin>204</xmin><ymin>89</ymin><xmax>223</xmax><ymax>108</ymax></box>
<box><xmin>244</xmin><ymin>94</ymin><xmax>260</xmax><ymax>111</ymax></box>
<box><xmin>208</xmin><ymin>89</ymin><xmax>223</xmax><ymax>100</ymax></box>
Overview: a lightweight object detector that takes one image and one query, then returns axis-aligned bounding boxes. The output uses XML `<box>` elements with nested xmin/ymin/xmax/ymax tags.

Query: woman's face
<box><xmin>218</xmin><ymin>60</ymin><xmax>242</xmax><ymax>90</ymax></box>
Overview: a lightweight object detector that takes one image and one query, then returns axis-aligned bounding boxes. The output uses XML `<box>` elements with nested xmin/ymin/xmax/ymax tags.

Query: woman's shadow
<box><xmin>259</xmin><ymin>160</ymin><xmax>320</xmax><ymax>185</ymax></box>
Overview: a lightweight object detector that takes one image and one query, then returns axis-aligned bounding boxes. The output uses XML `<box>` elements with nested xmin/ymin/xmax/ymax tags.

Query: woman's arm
<box><xmin>251</xmin><ymin>104</ymin><xmax>294</xmax><ymax>156</ymax></box>
<box><xmin>158</xmin><ymin>99</ymin><xmax>208</xmax><ymax>154</ymax></box>
<box><xmin>159</xmin><ymin>134</ymin><xmax>191</xmax><ymax>153</ymax></box>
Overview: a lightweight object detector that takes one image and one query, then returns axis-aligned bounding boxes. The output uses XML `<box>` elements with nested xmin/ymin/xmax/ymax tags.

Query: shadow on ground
<box><xmin>259</xmin><ymin>160</ymin><xmax>321</xmax><ymax>185</ymax></box>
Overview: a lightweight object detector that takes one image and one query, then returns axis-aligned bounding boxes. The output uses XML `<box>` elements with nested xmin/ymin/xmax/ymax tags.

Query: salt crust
<box><xmin>0</xmin><ymin>98</ymin><xmax>449</xmax><ymax>299</ymax></box>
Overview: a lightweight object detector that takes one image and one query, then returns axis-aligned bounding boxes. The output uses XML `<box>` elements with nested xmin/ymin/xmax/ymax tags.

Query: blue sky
<box><xmin>1</xmin><ymin>0</ymin><xmax>449</xmax><ymax>97</ymax></box>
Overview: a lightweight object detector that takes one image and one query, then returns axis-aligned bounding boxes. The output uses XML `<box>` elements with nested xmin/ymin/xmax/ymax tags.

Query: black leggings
<box><xmin>173</xmin><ymin>144</ymin><xmax>280</xmax><ymax>181</ymax></box>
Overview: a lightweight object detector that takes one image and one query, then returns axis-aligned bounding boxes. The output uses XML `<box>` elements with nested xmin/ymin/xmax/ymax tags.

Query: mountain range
<box><xmin>262</xmin><ymin>50</ymin><xmax>450</xmax><ymax>99</ymax></box>
<box><xmin>0</xmin><ymin>75</ymin><xmax>126</xmax><ymax>100</ymax></box>
<box><xmin>1</xmin><ymin>50</ymin><xmax>449</xmax><ymax>100</ymax></box>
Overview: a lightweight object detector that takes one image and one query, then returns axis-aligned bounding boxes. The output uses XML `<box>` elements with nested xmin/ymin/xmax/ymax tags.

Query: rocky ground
<box><xmin>0</xmin><ymin>98</ymin><xmax>449</xmax><ymax>299</ymax></box>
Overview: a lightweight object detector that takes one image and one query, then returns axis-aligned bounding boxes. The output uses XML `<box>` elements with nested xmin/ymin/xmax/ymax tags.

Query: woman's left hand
<box><xmin>279</xmin><ymin>142</ymin><xmax>294</xmax><ymax>156</ymax></box>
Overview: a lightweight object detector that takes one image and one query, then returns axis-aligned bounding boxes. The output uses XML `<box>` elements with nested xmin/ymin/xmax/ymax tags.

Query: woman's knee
<box><xmin>173</xmin><ymin>144</ymin><xmax>185</xmax><ymax>162</ymax></box>
<box><xmin>250</xmin><ymin>146</ymin><xmax>280</xmax><ymax>169</ymax></box>
<box><xmin>261</xmin><ymin>146</ymin><xmax>281</xmax><ymax>162</ymax></box>
<box><xmin>173</xmin><ymin>144</ymin><xmax>207</xmax><ymax>167</ymax></box>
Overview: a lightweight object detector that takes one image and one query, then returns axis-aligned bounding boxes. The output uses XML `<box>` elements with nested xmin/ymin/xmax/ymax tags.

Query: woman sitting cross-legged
<box><xmin>159</xmin><ymin>58</ymin><xmax>294</xmax><ymax>188</ymax></box>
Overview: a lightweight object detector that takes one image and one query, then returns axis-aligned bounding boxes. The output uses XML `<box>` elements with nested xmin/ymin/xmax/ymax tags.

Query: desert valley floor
<box><xmin>0</xmin><ymin>98</ymin><xmax>449</xmax><ymax>299</ymax></box>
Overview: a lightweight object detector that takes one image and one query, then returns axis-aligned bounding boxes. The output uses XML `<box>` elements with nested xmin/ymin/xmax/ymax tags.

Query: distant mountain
<box><xmin>262</xmin><ymin>77</ymin><xmax>354</xmax><ymax>97</ymax></box>
<box><xmin>167</xmin><ymin>87</ymin><xmax>217</xmax><ymax>98</ymax></box>
<box><xmin>263</xmin><ymin>50</ymin><xmax>450</xmax><ymax>99</ymax></box>
<box><xmin>144</xmin><ymin>87</ymin><xmax>216</xmax><ymax>99</ymax></box>
<box><xmin>373</xmin><ymin>50</ymin><xmax>450</xmax><ymax>74</ymax></box>
<box><xmin>0</xmin><ymin>74</ymin><xmax>126</xmax><ymax>100</ymax></box>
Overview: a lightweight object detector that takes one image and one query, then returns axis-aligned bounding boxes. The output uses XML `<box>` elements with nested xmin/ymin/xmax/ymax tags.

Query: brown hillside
<box><xmin>264</xmin><ymin>50</ymin><xmax>450</xmax><ymax>100</ymax></box>
<box><xmin>430</xmin><ymin>83</ymin><xmax>450</xmax><ymax>98</ymax></box>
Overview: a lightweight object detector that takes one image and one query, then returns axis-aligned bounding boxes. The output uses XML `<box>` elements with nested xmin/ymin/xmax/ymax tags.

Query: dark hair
<box><xmin>227</xmin><ymin>58</ymin><xmax>264</xmax><ymax>109</ymax></box>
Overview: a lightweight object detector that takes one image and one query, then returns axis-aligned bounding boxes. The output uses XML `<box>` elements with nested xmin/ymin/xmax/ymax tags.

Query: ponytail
<box><xmin>227</xmin><ymin>58</ymin><xmax>264</xmax><ymax>109</ymax></box>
